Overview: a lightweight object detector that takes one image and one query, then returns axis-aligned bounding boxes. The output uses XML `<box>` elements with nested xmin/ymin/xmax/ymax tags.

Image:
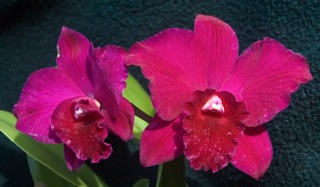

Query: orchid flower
<box><xmin>14</xmin><ymin>27</ymin><xmax>134</xmax><ymax>171</ymax></box>
<box><xmin>126</xmin><ymin>14</ymin><xmax>313</xmax><ymax>179</ymax></box>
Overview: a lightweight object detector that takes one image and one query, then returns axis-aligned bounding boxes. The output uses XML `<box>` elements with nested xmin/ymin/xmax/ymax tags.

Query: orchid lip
<box><xmin>201</xmin><ymin>95</ymin><xmax>225</xmax><ymax>113</ymax></box>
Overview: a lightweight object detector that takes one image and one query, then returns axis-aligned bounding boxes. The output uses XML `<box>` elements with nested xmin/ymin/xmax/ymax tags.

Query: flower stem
<box><xmin>156</xmin><ymin>156</ymin><xmax>186</xmax><ymax>187</ymax></box>
<box><xmin>133</xmin><ymin>105</ymin><xmax>153</xmax><ymax>123</ymax></box>
<box><xmin>132</xmin><ymin>106</ymin><xmax>187</xmax><ymax>186</ymax></box>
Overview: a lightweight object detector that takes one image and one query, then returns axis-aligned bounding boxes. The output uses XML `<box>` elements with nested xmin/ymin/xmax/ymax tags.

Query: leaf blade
<box><xmin>123</xmin><ymin>74</ymin><xmax>155</xmax><ymax>140</ymax></box>
<box><xmin>0</xmin><ymin>110</ymin><xmax>108</xmax><ymax>187</ymax></box>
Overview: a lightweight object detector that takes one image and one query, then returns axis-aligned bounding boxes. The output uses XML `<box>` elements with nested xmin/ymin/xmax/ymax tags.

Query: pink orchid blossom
<box><xmin>127</xmin><ymin>14</ymin><xmax>313</xmax><ymax>180</ymax></box>
<box><xmin>14</xmin><ymin>27</ymin><xmax>134</xmax><ymax>171</ymax></box>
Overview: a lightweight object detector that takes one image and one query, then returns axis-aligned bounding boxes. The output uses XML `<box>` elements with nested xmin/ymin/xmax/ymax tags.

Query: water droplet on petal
<box><xmin>67</xmin><ymin>139</ymin><xmax>71</xmax><ymax>145</ymax></box>
<box><xmin>57</xmin><ymin>45</ymin><xmax>60</xmax><ymax>58</ymax></box>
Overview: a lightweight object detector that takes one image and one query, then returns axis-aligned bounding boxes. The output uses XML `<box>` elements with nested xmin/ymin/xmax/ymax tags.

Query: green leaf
<box><xmin>0</xmin><ymin>110</ymin><xmax>108</xmax><ymax>187</ymax></box>
<box><xmin>133</xmin><ymin>116</ymin><xmax>149</xmax><ymax>140</ymax></box>
<box><xmin>124</xmin><ymin>74</ymin><xmax>155</xmax><ymax>117</ymax></box>
<box><xmin>27</xmin><ymin>156</ymin><xmax>75</xmax><ymax>187</ymax></box>
<box><xmin>132</xmin><ymin>178</ymin><xmax>150</xmax><ymax>187</ymax></box>
<box><xmin>124</xmin><ymin>74</ymin><xmax>155</xmax><ymax>140</ymax></box>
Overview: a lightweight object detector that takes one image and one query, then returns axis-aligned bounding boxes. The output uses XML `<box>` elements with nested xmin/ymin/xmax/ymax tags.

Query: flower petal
<box><xmin>194</xmin><ymin>14</ymin><xmax>239</xmax><ymax>89</ymax></box>
<box><xmin>102</xmin><ymin>98</ymin><xmax>134</xmax><ymax>141</ymax></box>
<box><xmin>127</xmin><ymin>15</ymin><xmax>239</xmax><ymax>121</ymax></box>
<box><xmin>51</xmin><ymin>97</ymin><xmax>112</xmax><ymax>163</ymax></box>
<box><xmin>127</xmin><ymin>28</ymin><xmax>206</xmax><ymax>121</ymax></box>
<box><xmin>183</xmin><ymin>90</ymin><xmax>248</xmax><ymax>172</ymax></box>
<box><xmin>140</xmin><ymin>114</ymin><xmax>185</xmax><ymax>167</ymax></box>
<box><xmin>221</xmin><ymin>38</ymin><xmax>313</xmax><ymax>126</ymax></box>
<box><xmin>91</xmin><ymin>45</ymin><xmax>128</xmax><ymax>117</ymax></box>
<box><xmin>14</xmin><ymin>68</ymin><xmax>85</xmax><ymax>143</ymax></box>
<box><xmin>56</xmin><ymin>26</ymin><xmax>93</xmax><ymax>95</ymax></box>
<box><xmin>64</xmin><ymin>145</ymin><xmax>85</xmax><ymax>171</ymax></box>
<box><xmin>231</xmin><ymin>125</ymin><xmax>273</xmax><ymax>180</ymax></box>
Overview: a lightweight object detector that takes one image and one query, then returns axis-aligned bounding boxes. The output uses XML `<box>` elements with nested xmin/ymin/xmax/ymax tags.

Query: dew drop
<box><xmin>57</xmin><ymin>45</ymin><xmax>60</xmax><ymax>58</ymax></box>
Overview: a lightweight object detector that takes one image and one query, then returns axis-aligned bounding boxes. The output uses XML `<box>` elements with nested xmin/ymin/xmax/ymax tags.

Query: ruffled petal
<box><xmin>127</xmin><ymin>28</ymin><xmax>206</xmax><ymax>121</ymax></box>
<box><xmin>91</xmin><ymin>45</ymin><xmax>128</xmax><ymax>117</ymax></box>
<box><xmin>183</xmin><ymin>90</ymin><xmax>248</xmax><ymax>172</ymax></box>
<box><xmin>64</xmin><ymin>145</ymin><xmax>85</xmax><ymax>171</ymax></box>
<box><xmin>51</xmin><ymin>97</ymin><xmax>112</xmax><ymax>163</ymax></box>
<box><xmin>231</xmin><ymin>125</ymin><xmax>273</xmax><ymax>180</ymax></box>
<box><xmin>127</xmin><ymin>15</ymin><xmax>239</xmax><ymax>121</ymax></box>
<box><xmin>140</xmin><ymin>114</ymin><xmax>185</xmax><ymax>167</ymax></box>
<box><xmin>56</xmin><ymin>26</ymin><xmax>93</xmax><ymax>95</ymax></box>
<box><xmin>13</xmin><ymin>68</ymin><xmax>85</xmax><ymax>143</ymax></box>
<box><xmin>221</xmin><ymin>37</ymin><xmax>313</xmax><ymax>127</ymax></box>
<box><xmin>102</xmin><ymin>98</ymin><xmax>134</xmax><ymax>141</ymax></box>
<box><xmin>194</xmin><ymin>14</ymin><xmax>239</xmax><ymax>89</ymax></box>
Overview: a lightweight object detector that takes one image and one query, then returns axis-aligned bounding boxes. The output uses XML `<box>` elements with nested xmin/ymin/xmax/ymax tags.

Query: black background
<box><xmin>0</xmin><ymin>0</ymin><xmax>319</xmax><ymax>186</ymax></box>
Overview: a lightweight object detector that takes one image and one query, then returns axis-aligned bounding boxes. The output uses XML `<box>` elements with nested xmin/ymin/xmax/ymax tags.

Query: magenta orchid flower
<box><xmin>14</xmin><ymin>27</ymin><xmax>134</xmax><ymax>171</ymax></box>
<box><xmin>127</xmin><ymin>15</ymin><xmax>313</xmax><ymax>179</ymax></box>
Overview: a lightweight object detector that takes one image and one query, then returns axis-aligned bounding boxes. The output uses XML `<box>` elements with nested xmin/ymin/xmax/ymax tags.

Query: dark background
<box><xmin>0</xmin><ymin>0</ymin><xmax>319</xmax><ymax>186</ymax></box>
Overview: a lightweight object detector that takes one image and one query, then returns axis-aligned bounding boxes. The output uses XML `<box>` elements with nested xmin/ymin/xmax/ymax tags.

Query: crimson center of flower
<box><xmin>183</xmin><ymin>89</ymin><xmax>249</xmax><ymax>172</ymax></box>
<box><xmin>51</xmin><ymin>96</ymin><xmax>111</xmax><ymax>163</ymax></box>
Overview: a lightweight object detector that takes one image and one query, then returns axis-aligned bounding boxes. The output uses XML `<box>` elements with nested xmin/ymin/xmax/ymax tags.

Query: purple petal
<box><xmin>127</xmin><ymin>15</ymin><xmax>239</xmax><ymax>121</ymax></box>
<box><xmin>56</xmin><ymin>26</ymin><xmax>93</xmax><ymax>95</ymax></box>
<box><xmin>13</xmin><ymin>68</ymin><xmax>85</xmax><ymax>143</ymax></box>
<box><xmin>140</xmin><ymin>114</ymin><xmax>185</xmax><ymax>167</ymax></box>
<box><xmin>91</xmin><ymin>45</ymin><xmax>128</xmax><ymax>117</ymax></box>
<box><xmin>64</xmin><ymin>145</ymin><xmax>85</xmax><ymax>171</ymax></box>
<box><xmin>102</xmin><ymin>98</ymin><xmax>134</xmax><ymax>141</ymax></box>
<box><xmin>221</xmin><ymin>38</ymin><xmax>313</xmax><ymax>127</ymax></box>
<box><xmin>127</xmin><ymin>28</ymin><xmax>206</xmax><ymax>121</ymax></box>
<box><xmin>194</xmin><ymin>14</ymin><xmax>239</xmax><ymax>89</ymax></box>
<box><xmin>231</xmin><ymin>125</ymin><xmax>273</xmax><ymax>180</ymax></box>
